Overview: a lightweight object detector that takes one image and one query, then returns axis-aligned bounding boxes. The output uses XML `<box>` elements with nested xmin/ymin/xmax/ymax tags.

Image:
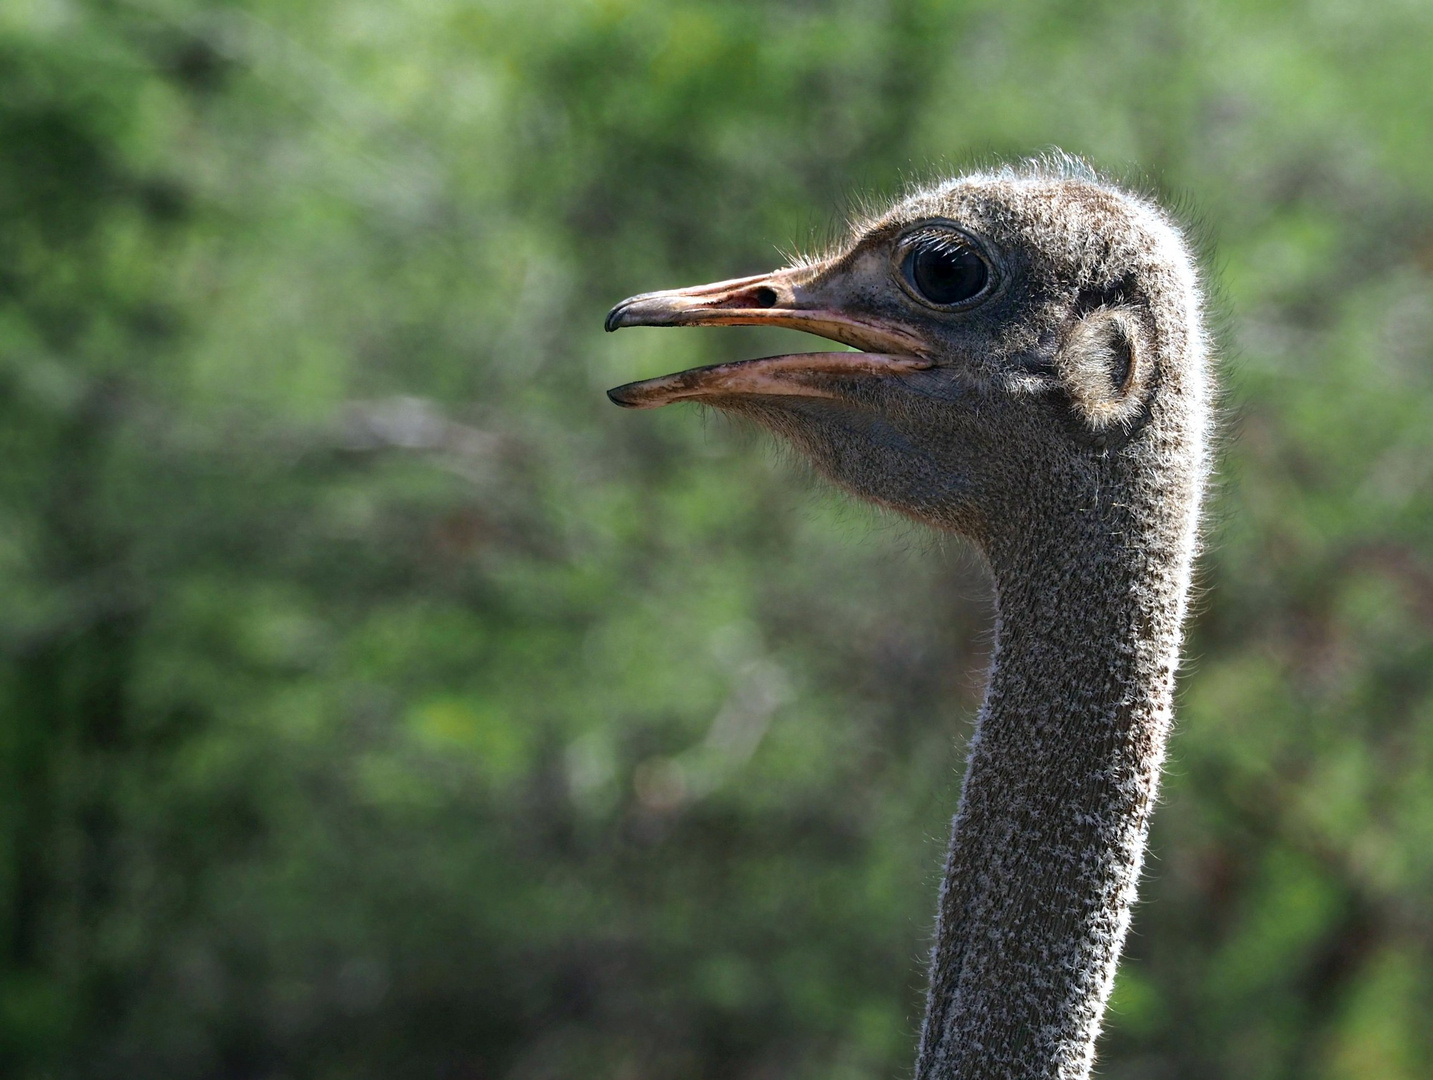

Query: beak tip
<box><xmin>603</xmin><ymin>305</ymin><xmax>625</xmax><ymax>333</ymax></box>
<box><xmin>606</xmin><ymin>384</ymin><xmax>643</xmax><ymax>408</ymax></box>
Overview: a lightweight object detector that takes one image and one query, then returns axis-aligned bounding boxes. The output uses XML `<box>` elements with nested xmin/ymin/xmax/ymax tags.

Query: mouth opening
<box><xmin>603</xmin><ymin>270</ymin><xmax>930</xmax><ymax>409</ymax></box>
<box><xmin>606</xmin><ymin>351</ymin><xmax>931</xmax><ymax>410</ymax></box>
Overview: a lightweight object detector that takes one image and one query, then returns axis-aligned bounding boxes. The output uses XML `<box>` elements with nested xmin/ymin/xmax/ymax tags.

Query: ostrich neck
<box><xmin>915</xmin><ymin>492</ymin><xmax>1194</xmax><ymax>1080</ymax></box>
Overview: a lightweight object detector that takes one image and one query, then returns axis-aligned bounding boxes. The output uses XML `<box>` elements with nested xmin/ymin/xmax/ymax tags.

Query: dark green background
<box><xmin>2</xmin><ymin>1</ymin><xmax>1431</xmax><ymax>1077</ymax></box>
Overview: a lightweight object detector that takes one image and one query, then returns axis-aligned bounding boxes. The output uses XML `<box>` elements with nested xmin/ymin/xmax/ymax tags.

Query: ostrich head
<box><xmin>606</xmin><ymin>158</ymin><xmax>1209</xmax><ymax>562</ymax></box>
<box><xmin>605</xmin><ymin>158</ymin><xmax>1215</xmax><ymax>1078</ymax></box>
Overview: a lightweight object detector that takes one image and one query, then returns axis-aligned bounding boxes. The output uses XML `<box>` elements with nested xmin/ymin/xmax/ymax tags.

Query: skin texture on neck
<box><xmin>917</xmin><ymin>449</ymin><xmax>1201</xmax><ymax>1079</ymax></box>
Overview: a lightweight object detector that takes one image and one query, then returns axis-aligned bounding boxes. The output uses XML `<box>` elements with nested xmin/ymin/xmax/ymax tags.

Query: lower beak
<box><xmin>603</xmin><ymin>268</ymin><xmax>930</xmax><ymax>409</ymax></box>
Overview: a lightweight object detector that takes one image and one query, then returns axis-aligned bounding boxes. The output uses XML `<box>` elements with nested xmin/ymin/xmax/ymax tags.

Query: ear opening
<box><xmin>1056</xmin><ymin>306</ymin><xmax>1154</xmax><ymax>445</ymax></box>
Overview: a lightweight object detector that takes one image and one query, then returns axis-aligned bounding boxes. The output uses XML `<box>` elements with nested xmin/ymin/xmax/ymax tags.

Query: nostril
<box><xmin>753</xmin><ymin>286</ymin><xmax>778</xmax><ymax>308</ymax></box>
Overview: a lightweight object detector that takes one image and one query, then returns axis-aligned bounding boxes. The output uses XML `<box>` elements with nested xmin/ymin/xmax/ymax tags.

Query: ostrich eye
<box><xmin>902</xmin><ymin>240</ymin><xmax>989</xmax><ymax>307</ymax></box>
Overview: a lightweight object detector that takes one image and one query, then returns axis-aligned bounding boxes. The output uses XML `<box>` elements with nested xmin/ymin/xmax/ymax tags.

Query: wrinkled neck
<box><xmin>916</xmin><ymin>492</ymin><xmax>1194</xmax><ymax>1080</ymax></box>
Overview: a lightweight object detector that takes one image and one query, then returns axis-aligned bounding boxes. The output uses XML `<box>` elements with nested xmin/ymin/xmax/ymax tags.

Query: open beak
<box><xmin>604</xmin><ymin>267</ymin><xmax>930</xmax><ymax>409</ymax></box>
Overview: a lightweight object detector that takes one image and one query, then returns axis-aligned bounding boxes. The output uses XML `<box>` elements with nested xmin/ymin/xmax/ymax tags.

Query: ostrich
<box><xmin>603</xmin><ymin>157</ymin><xmax>1212</xmax><ymax>1080</ymax></box>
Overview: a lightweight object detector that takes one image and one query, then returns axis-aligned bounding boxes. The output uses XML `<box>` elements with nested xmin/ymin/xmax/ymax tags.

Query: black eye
<box><xmin>903</xmin><ymin>241</ymin><xmax>989</xmax><ymax>307</ymax></box>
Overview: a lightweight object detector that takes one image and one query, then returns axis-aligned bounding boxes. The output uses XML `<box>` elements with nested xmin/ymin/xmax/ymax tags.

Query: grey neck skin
<box><xmin>915</xmin><ymin>475</ymin><xmax>1193</xmax><ymax>1080</ymax></box>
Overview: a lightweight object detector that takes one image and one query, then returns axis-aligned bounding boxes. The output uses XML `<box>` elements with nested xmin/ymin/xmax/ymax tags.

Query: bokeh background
<box><xmin>3</xmin><ymin>1</ymin><xmax>1433</xmax><ymax>1077</ymax></box>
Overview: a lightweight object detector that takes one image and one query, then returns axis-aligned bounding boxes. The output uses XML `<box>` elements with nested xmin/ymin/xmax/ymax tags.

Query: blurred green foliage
<box><xmin>1</xmin><ymin>1</ymin><xmax>1432</xmax><ymax>1077</ymax></box>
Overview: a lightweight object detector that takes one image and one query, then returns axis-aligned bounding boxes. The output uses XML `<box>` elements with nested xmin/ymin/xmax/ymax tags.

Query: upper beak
<box><xmin>603</xmin><ymin>267</ymin><xmax>930</xmax><ymax>409</ymax></box>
